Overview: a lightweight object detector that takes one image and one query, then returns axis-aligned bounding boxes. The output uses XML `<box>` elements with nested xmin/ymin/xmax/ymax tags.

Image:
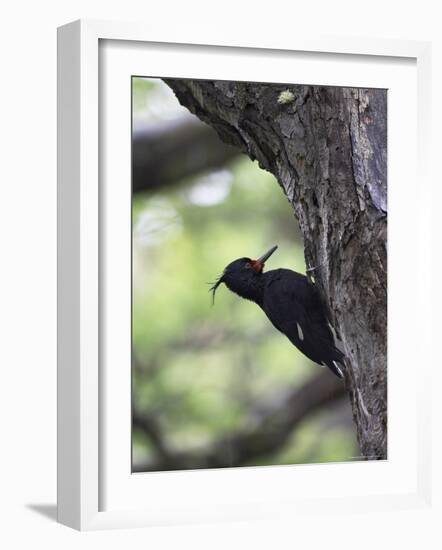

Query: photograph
<box><xmin>131</xmin><ymin>77</ymin><xmax>387</xmax><ymax>472</ymax></box>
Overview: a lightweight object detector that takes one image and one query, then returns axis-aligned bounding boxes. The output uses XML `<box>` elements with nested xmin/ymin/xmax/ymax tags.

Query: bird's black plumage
<box><xmin>210</xmin><ymin>246</ymin><xmax>346</xmax><ymax>378</ymax></box>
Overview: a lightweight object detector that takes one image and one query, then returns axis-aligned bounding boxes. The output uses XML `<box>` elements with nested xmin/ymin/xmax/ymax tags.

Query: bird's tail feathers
<box><xmin>325</xmin><ymin>358</ymin><xmax>345</xmax><ymax>379</ymax></box>
<box><xmin>325</xmin><ymin>345</ymin><xmax>347</xmax><ymax>379</ymax></box>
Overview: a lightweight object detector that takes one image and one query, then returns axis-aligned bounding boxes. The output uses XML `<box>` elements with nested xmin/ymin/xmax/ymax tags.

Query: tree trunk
<box><xmin>165</xmin><ymin>79</ymin><xmax>387</xmax><ymax>460</ymax></box>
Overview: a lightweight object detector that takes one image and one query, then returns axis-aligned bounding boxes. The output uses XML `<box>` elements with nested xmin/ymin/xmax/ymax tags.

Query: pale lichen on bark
<box><xmin>165</xmin><ymin>79</ymin><xmax>387</xmax><ymax>459</ymax></box>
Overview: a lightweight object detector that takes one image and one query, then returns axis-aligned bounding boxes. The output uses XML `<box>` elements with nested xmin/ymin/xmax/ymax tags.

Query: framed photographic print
<box><xmin>57</xmin><ymin>19</ymin><xmax>432</xmax><ymax>530</ymax></box>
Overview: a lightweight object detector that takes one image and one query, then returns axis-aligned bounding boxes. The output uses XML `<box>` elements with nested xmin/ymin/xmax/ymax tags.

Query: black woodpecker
<box><xmin>210</xmin><ymin>245</ymin><xmax>346</xmax><ymax>378</ymax></box>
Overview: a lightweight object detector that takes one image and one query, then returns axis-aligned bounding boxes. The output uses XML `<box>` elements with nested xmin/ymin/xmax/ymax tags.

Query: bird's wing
<box><xmin>263</xmin><ymin>269</ymin><xmax>343</xmax><ymax>365</ymax></box>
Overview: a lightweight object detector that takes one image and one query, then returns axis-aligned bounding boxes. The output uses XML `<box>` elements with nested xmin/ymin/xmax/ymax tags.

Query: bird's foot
<box><xmin>306</xmin><ymin>262</ymin><xmax>323</xmax><ymax>273</ymax></box>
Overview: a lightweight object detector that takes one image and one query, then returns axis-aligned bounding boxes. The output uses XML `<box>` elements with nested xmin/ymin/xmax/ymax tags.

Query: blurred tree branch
<box><xmin>133</xmin><ymin>115</ymin><xmax>239</xmax><ymax>193</ymax></box>
<box><xmin>133</xmin><ymin>370</ymin><xmax>346</xmax><ymax>472</ymax></box>
<box><xmin>133</xmin><ymin>411</ymin><xmax>173</xmax><ymax>463</ymax></box>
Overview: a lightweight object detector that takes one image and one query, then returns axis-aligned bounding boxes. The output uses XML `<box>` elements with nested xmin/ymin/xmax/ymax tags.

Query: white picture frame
<box><xmin>57</xmin><ymin>19</ymin><xmax>432</xmax><ymax>531</ymax></box>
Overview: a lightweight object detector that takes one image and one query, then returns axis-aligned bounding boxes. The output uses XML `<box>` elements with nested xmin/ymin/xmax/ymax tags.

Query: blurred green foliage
<box><xmin>132</xmin><ymin>78</ymin><xmax>357</xmax><ymax>469</ymax></box>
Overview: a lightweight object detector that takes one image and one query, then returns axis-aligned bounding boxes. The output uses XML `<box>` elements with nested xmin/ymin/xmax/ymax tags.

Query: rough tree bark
<box><xmin>165</xmin><ymin>79</ymin><xmax>387</xmax><ymax>460</ymax></box>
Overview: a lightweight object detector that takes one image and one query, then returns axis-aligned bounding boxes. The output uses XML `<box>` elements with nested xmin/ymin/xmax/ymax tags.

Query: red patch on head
<box><xmin>251</xmin><ymin>260</ymin><xmax>264</xmax><ymax>273</ymax></box>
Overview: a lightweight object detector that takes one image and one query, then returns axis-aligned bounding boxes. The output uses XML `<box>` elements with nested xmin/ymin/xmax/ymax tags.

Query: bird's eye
<box><xmin>245</xmin><ymin>262</ymin><xmax>252</xmax><ymax>269</ymax></box>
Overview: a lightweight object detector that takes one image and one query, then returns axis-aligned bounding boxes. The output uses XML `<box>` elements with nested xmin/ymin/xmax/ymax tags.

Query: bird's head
<box><xmin>210</xmin><ymin>245</ymin><xmax>278</xmax><ymax>304</ymax></box>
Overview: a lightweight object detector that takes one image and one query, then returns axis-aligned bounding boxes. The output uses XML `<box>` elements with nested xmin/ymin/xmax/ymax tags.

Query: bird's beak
<box><xmin>252</xmin><ymin>245</ymin><xmax>278</xmax><ymax>272</ymax></box>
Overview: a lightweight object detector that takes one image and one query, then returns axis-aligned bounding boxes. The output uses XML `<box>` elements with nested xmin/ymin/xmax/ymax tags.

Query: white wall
<box><xmin>0</xmin><ymin>1</ymin><xmax>440</xmax><ymax>548</ymax></box>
